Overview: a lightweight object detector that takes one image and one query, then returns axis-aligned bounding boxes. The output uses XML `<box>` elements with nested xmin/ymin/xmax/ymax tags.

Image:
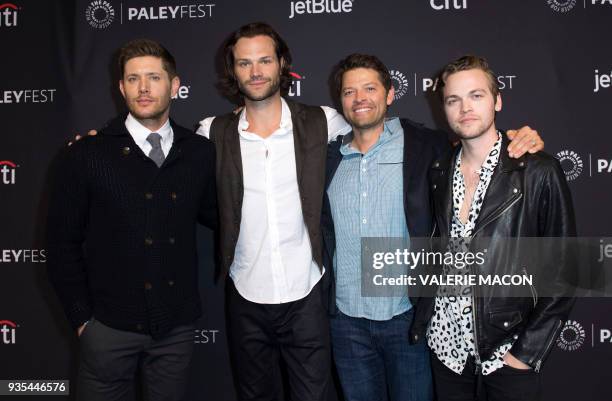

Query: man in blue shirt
<box><xmin>320</xmin><ymin>54</ymin><xmax>544</xmax><ymax>401</ymax></box>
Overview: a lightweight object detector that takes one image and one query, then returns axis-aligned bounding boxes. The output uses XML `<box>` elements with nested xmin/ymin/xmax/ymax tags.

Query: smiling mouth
<box><xmin>353</xmin><ymin>107</ymin><xmax>373</xmax><ymax>114</ymax></box>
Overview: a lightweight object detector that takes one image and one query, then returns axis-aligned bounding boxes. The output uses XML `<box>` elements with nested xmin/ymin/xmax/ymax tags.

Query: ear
<box><xmin>494</xmin><ymin>93</ymin><xmax>502</xmax><ymax>112</ymax></box>
<box><xmin>171</xmin><ymin>76</ymin><xmax>181</xmax><ymax>98</ymax></box>
<box><xmin>386</xmin><ymin>85</ymin><xmax>395</xmax><ymax>106</ymax></box>
<box><xmin>119</xmin><ymin>80</ymin><xmax>125</xmax><ymax>99</ymax></box>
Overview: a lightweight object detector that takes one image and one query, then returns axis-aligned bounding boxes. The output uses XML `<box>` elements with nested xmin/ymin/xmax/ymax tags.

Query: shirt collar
<box><xmin>455</xmin><ymin>131</ymin><xmax>503</xmax><ymax>173</ymax></box>
<box><xmin>125</xmin><ymin>113</ymin><xmax>172</xmax><ymax>149</ymax></box>
<box><xmin>238</xmin><ymin>97</ymin><xmax>293</xmax><ymax>139</ymax></box>
<box><xmin>340</xmin><ymin>117</ymin><xmax>400</xmax><ymax>156</ymax></box>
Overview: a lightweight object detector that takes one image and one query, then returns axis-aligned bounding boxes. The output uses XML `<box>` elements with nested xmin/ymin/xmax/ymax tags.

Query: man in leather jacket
<box><xmin>420</xmin><ymin>55</ymin><xmax>576</xmax><ymax>401</ymax></box>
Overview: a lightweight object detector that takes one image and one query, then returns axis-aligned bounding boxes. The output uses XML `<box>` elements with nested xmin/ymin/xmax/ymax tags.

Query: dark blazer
<box><xmin>320</xmin><ymin>118</ymin><xmax>450</xmax><ymax>327</ymax></box>
<box><xmin>46</xmin><ymin>115</ymin><xmax>217</xmax><ymax>339</ymax></box>
<box><xmin>209</xmin><ymin>99</ymin><xmax>328</xmax><ymax>277</ymax></box>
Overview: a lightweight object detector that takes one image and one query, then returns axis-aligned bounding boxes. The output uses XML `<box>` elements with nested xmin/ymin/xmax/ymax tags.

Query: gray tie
<box><xmin>146</xmin><ymin>132</ymin><xmax>165</xmax><ymax>167</ymax></box>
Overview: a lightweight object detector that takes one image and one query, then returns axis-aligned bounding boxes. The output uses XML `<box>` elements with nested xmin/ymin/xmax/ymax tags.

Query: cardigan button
<box><xmin>145</xmin><ymin>238</ymin><xmax>153</xmax><ymax>246</ymax></box>
<box><xmin>122</xmin><ymin>147</ymin><xmax>130</xmax><ymax>155</ymax></box>
<box><xmin>503</xmin><ymin>321</ymin><xmax>509</xmax><ymax>328</ymax></box>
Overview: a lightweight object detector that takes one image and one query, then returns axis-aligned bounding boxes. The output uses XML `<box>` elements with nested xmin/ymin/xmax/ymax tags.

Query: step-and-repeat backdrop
<box><xmin>1</xmin><ymin>1</ymin><xmax>611</xmax><ymax>400</ymax></box>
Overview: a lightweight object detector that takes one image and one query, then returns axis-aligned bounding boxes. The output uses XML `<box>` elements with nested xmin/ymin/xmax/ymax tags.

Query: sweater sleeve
<box><xmin>46</xmin><ymin>144</ymin><xmax>93</xmax><ymax>329</ymax></box>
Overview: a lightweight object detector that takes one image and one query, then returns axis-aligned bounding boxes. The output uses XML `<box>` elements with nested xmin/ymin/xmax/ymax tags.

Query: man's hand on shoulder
<box><xmin>506</xmin><ymin>126</ymin><xmax>544</xmax><ymax>158</ymax></box>
<box><xmin>68</xmin><ymin>130</ymin><xmax>97</xmax><ymax>146</ymax></box>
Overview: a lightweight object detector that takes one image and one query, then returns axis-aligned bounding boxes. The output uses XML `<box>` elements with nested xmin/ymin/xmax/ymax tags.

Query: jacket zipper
<box><xmin>523</xmin><ymin>267</ymin><xmax>538</xmax><ymax>307</ymax></box>
<box><xmin>534</xmin><ymin>319</ymin><xmax>563</xmax><ymax>372</ymax></box>
<box><xmin>470</xmin><ymin>193</ymin><xmax>522</xmax><ymax>374</ymax></box>
<box><xmin>471</xmin><ymin>193</ymin><xmax>522</xmax><ymax>238</ymax></box>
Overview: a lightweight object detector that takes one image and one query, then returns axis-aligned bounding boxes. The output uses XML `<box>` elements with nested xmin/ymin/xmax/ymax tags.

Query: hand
<box><xmin>506</xmin><ymin>126</ymin><xmax>544</xmax><ymax>158</ymax></box>
<box><xmin>68</xmin><ymin>130</ymin><xmax>97</xmax><ymax>146</ymax></box>
<box><xmin>503</xmin><ymin>352</ymin><xmax>531</xmax><ymax>370</ymax></box>
<box><xmin>77</xmin><ymin>322</ymin><xmax>87</xmax><ymax>337</ymax></box>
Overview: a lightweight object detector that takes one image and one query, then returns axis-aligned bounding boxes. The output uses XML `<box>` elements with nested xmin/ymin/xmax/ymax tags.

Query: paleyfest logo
<box><xmin>86</xmin><ymin>0</ymin><xmax>115</xmax><ymax>29</ymax></box>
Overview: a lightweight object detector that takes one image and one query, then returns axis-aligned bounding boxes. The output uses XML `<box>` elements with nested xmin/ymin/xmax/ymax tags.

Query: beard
<box><xmin>128</xmin><ymin>97</ymin><xmax>170</xmax><ymax>124</ymax></box>
<box><xmin>238</xmin><ymin>75</ymin><xmax>281</xmax><ymax>102</ymax></box>
<box><xmin>452</xmin><ymin>118</ymin><xmax>493</xmax><ymax>140</ymax></box>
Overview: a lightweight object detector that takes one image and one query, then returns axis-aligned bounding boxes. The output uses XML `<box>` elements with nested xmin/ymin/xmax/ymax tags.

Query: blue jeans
<box><xmin>330</xmin><ymin>309</ymin><xmax>432</xmax><ymax>401</ymax></box>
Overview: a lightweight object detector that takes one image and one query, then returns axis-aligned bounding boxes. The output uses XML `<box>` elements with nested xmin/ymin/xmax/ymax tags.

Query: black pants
<box><xmin>77</xmin><ymin>317</ymin><xmax>194</xmax><ymax>401</ymax></box>
<box><xmin>226</xmin><ymin>279</ymin><xmax>332</xmax><ymax>401</ymax></box>
<box><xmin>431</xmin><ymin>353</ymin><xmax>541</xmax><ymax>401</ymax></box>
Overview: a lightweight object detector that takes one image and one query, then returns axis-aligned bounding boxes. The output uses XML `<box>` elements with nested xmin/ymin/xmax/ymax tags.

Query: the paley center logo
<box><xmin>0</xmin><ymin>3</ymin><xmax>19</xmax><ymax>28</ymax></box>
<box><xmin>555</xmin><ymin>150</ymin><xmax>583</xmax><ymax>181</ymax></box>
<box><xmin>86</xmin><ymin>0</ymin><xmax>115</xmax><ymax>29</ymax></box>
<box><xmin>557</xmin><ymin>320</ymin><xmax>586</xmax><ymax>351</ymax></box>
<box><xmin>547</xmin><ymin>0</ymin><xmax>577</xmax><ymax>13</ymax></box>
<box><xmin>289</xmin><ymin>0</ymin><xmax>354</xmax><ymax>18</ymax></box>
<box><xmin>0</xmin><ymin>320</ymin><xmax>18</xmax><ymax>345</ymax></box>
<box><xmin>0</xmin><ymin>160</ymin><xmax>17</xmax><ymax>185</ymax></box>
<box><xmin>389</xmin><ymin>70</ymin><xmax>409</xmax><ymax>101</ymax></box>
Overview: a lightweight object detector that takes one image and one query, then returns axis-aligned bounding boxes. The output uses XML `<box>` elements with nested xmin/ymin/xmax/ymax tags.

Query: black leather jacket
<box><xmin>410</xmin><ymin>135</ymin><xmax>577</xmax><ymax>372</ymax></box>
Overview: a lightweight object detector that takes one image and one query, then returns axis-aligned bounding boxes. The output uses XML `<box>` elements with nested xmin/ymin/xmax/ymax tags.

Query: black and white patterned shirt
<box><xmin>427</xmin><ymin>133</ymin><xmax>513</xmax><ymax>375</ymax></box>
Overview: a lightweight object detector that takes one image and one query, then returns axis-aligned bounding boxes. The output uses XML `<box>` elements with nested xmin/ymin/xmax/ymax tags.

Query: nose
<box><xmin>460</xmin><ymin>98</ymin><xmax>472</xmax><ymax>114</ymax></box>
<box><xmin>354</xmin><ymin>89</ymin><xmax>368</xmax><ymax>103</ymax></box>
<box><xmin>250</xmin><ymin>62</ymin><xmax>262</xmax><ymax>78</ymax></box>
<box><xmin>138</xmin><ymin>78</ymin><xmax>149</xmax><ymax>94</ymax></box>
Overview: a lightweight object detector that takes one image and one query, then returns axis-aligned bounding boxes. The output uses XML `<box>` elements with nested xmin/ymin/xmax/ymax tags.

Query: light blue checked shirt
<box><xmin>327</xmin><ymin>117</ymin><xmax>411</xmax><ymax>320</ymax></box>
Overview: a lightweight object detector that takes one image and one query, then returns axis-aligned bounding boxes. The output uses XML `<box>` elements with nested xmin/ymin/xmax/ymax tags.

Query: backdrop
<box><xmin>1</xmin><ymin>1</ymin><xmax>611</xmax><ymax>400</ymax></box>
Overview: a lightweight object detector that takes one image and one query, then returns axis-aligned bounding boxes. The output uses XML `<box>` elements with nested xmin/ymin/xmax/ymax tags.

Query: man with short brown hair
<box><xmin>47</xmin><ymin>39</ymin><xmax>216</xmax><ymax>401</ymax></box>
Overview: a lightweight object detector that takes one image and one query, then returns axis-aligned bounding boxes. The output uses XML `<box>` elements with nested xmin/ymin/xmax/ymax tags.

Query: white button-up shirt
<box><xmin>197</xmin><ymin>99</ymin><xmax>350</xmax><ymax>304</ymax></box>
<box><xmin>125</xmin><ymin>113</ymin><xmax>173</xmax><ymax>158</ymax></box>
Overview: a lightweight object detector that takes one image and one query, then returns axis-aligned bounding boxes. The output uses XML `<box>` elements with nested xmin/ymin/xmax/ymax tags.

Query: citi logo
<box><xmin>171</xmin><ymin>85</ymin><xmax>190</xmax><ymax>100</ymax></box>
<box><xmin>0</xmin><ymin>3</ymin><xmax>18</xmax><ymax>28</ymax></box>
<box><xmin>194</xmin><ymin>328</ymin><xmax>219</xmax><ymax>344</ymax></box>
<box><xmin>0</xmin><ymin>320</ymin><xmax>17</xmax><ymax>345</ymax></box>
<box><xmin>288</xmin><ymin>72</ymin><xmax>304</xmax><ymax>97</ymax></box>
<box><xmin>593</xmin><ymin>69</ymin><xmax>611</xmax><ymax>93</ymax></box>
<box><xmin>289</xmin><ymin>0</ymin><xmax>353</xmax><ymax>19</ymax></box>
<box><xmin>0</xmin><ymin>160</ymin><xmax>17</xmax><ymax>184</ymax></box>
<box><xmin>127</xmin><ymin>4</ymin><xmax>215</xmax><ymax>21</ymax></box>
<box><xmin>430</xmin><ymin>0</ymin><xmax>467</xmax><ymax>10</ymax></box>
